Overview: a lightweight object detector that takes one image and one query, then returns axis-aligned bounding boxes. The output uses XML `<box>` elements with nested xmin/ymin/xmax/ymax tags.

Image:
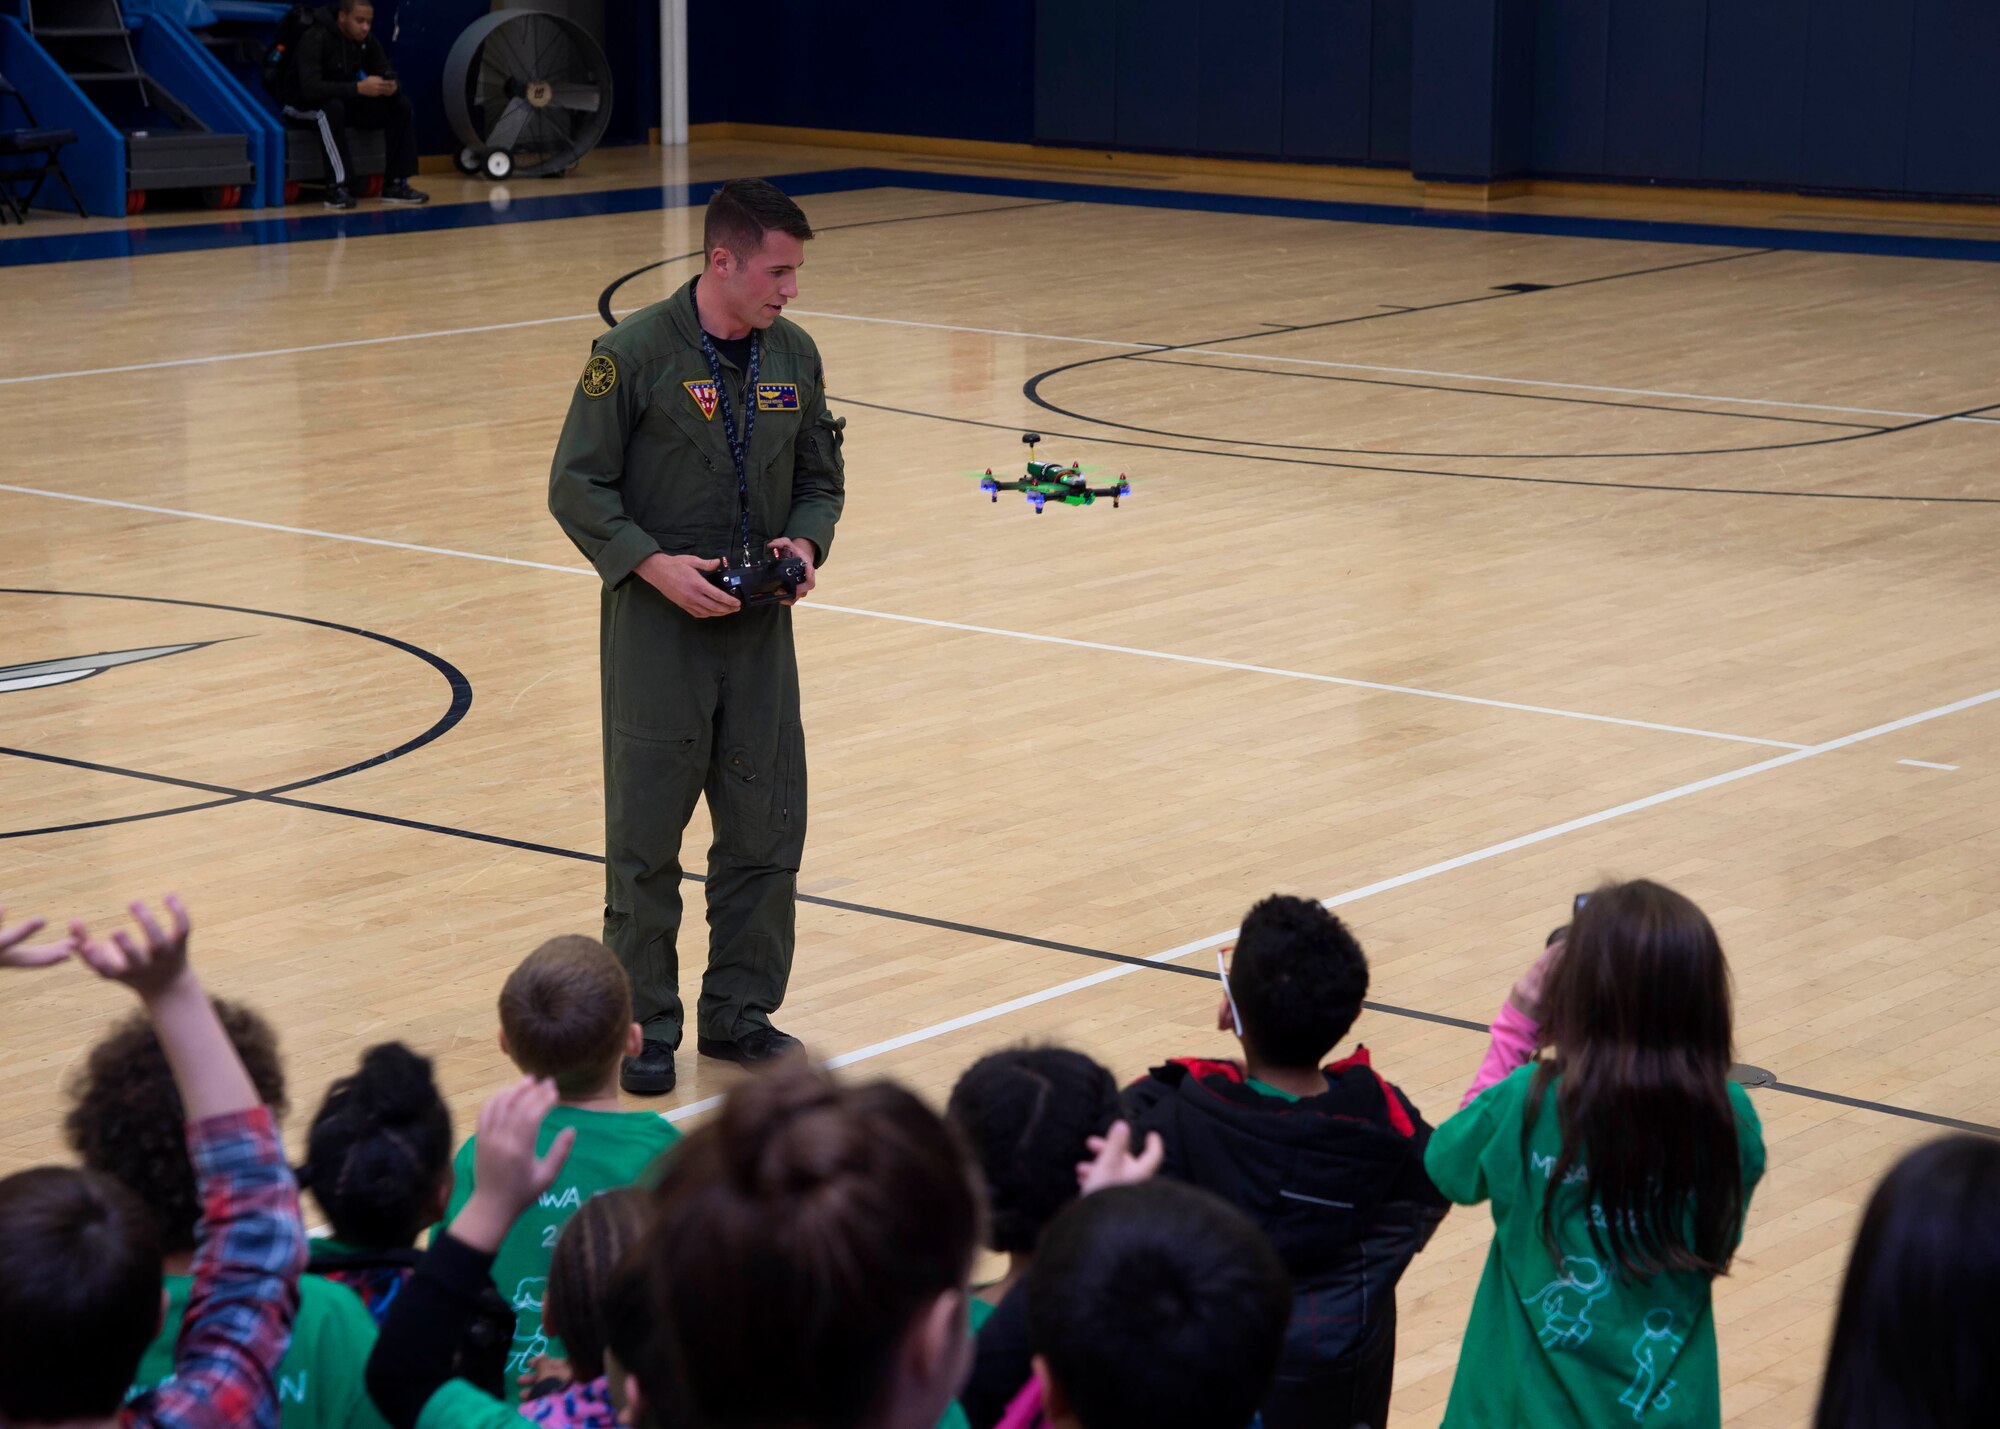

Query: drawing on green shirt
<box><xmin>1618</xmin><ymin>1308</ymin><xmax>1685</xmax><ymax>1420</ymax></box>
<box><xmin>1520</xmin><ymin>1255</ymin><xmax>1609</xmax><ymax>1349</ymax></box>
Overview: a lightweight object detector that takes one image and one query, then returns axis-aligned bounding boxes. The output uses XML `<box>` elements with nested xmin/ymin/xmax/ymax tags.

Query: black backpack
<box><xmin>261</xmin><ymin>4</ymin><xmax>321</xmax><ymax>100</ymax></box>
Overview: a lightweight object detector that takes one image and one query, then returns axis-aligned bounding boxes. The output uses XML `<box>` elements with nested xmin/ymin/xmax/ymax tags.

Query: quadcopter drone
<box><xmin>974</xmin><ymin>433</ymin><xmax>1132</xmax><ymax>513</ymax></box>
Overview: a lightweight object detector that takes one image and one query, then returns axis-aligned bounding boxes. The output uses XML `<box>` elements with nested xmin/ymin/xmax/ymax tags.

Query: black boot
<box><xmin>620</xmin><ymin>1037</ymin><xmax>677</xmax><ymax>1094</ymax></box>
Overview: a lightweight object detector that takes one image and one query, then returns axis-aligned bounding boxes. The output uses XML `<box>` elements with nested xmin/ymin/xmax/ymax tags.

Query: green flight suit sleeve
<box><xmin>548</xmin><ymin>345</ymin><xmax>662</xmax><ymax>589</ymax></box>
<box><xmin>785</xmin><ymin>361</ymin><xmax>846</xmax><ymax>567</ymax></box>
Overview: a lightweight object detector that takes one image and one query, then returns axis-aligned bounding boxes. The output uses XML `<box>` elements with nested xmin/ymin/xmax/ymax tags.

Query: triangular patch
<box><xmin>683</xmin><ymin>380</ymin><xmax>719</xmax><ymax>420</ymax></box>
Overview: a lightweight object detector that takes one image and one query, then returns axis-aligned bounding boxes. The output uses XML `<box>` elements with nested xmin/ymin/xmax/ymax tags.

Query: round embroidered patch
<box><xmin>580</xmin><ymin>352</ymin><xmax>617</xmax><ymax>399</ymax></box>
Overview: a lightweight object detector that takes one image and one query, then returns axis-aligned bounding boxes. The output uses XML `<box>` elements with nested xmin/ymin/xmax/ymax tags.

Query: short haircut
<box><xmin>947</xmin><ymin>1047</ymin><xmax>1119</xmax><ymax>1255</ymax></box>
<box><xmin>1815</xmin><ymin>1134</ymin><xmax>2000</xmax><ymax>1429</ymax></box>
<box><xmin>498</xmin><ymin>935</ymin><xmax>633</xmax><ymax>1097</ymax></box>
<box><xmin>703</xmin><ymin>179</ymin><xmax>814</xmax><ymax>265</ymax></box>
<box><xmin>0</xmin><ymin>1166</ymin><xmax>164</xmax><ymax>1423</ymax></box>
<box><xmin>1229</xmin><ymin>894</ymin><xmax>1369</xmax><ymax>1067</ymax></box>
<box><xmin>545</xmin><ymin>1187</ymin><xmax>651</xmax><ymax>1382</ymax></box>
<box><xmin>1028</xmin><ymin>1181</ymin><xmax>1290</xmax><ymax>1429</ymax></box>
<box><xmin>298</xmin><ymin>1042</ymin><xmax>453</xmax><ymax>1249</ymax></box>
<box><xmin>337</xmin><ymin>0</ymin><xmax>372</xmax><ymax>14</ymax></box>
<box><xmin>65</xmin><ymin>999</ymin><xmax>288</xmax><ymax>1252</ymax></box>
<box><xmin>632</xmin><ymin>1062</ymin><xmax>979</xmax><ymax>1429</ymax></box>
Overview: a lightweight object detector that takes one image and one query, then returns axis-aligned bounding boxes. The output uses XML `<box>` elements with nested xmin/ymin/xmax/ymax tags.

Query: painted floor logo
<box><xmin>0</xmin><ymin>642</ymin><xmax>222</xmax><ymax>694</ymax></box>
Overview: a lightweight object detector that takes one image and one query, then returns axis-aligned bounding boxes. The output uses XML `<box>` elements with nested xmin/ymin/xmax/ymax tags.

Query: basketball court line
<box><xmin>0</xmin><ymin>479</ymin><xmax>1806</xmax><ymax>751</ymax></box>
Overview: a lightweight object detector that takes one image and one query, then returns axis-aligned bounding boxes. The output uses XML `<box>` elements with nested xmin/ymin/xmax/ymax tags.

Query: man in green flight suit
<box><xmin>548</xmin><ymin>179</ymin><xmax>845</xmax><ymax>1094</ymax></box>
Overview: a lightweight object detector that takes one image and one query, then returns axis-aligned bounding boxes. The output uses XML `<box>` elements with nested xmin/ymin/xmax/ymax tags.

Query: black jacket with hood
<box><xmin>289</xmin><ymin>5</ymin><xmax>398</xmax><ymax>107</ymax></box>
<box><xmin>1122</xmin><ymin>1048</ymin><xmax>1449</xmax><ymax>1368</ymax></box>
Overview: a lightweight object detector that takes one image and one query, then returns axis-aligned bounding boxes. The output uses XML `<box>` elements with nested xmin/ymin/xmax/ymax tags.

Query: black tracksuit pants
<box><xmin>290</xmin><ymin>92</ymin><xmax>418</xmax><ymax>185</ymax></box>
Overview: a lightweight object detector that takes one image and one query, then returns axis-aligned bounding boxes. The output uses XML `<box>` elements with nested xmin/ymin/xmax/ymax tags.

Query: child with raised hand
<box><xmin>0</xmin><ymin>896</ymin><xmax>307</xmax><ymax>1429</ymax></box>
<box><xmin>65</xmin><ymin>956</ymin><xmax>389</xmax><ymax>1429</ymax></box>
<box><xmin>301</xmin><ymin>1042</ymin><xmax>457</xmax><ymax>1321</ymax></box>
<box><xmin>1122</xmin><ymin>894</ymin><xmax>1447</xmax><ymax>1429</ymax></box>
<box><xmin>365</xmin><ymin>1078</ymin><xmax>582</xmax><ymax>1429</ymax></box>
<box><xmin>1427</xmin><ymin>879</ymin><xmax>1767</xmax><ymax>1428</ymax></box>
<box><xmin>946</xmin><ymin>1048</ymin><xmax>1124</xmax><ymax>1429</ymax></box>
<box><xmin>446</xmin><ymin>935</ymin><xmax>682</xmax><ymax>1382</ymax></box>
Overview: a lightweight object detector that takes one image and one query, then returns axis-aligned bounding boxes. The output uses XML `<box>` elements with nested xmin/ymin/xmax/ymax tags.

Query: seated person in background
<box><xmin>946</xmin><ymin>1048</ymin><xmax>1123</xmax><ymax>1429</ymax></box>
<box><xmin>300</xmin><ymin>1041</ymin><xmax>455</xmax><ymax>1321</ymax></box>
<box><xmin>1123</xmin><ymin>895</ymin><xmax>1448</xmax><ymax>1429</ymax></box>
<box><xmin>283</xmin><ymin>0</ymin><xmax>427</xmax><ymax>210</ymax></box>
<box><xmin>622</xmin><ymin>1061</ymin><xmax>981</xmax><ymax>1429</ymax></box>
<box><xmin>63</xmin><ymin>934</ymin><xmax>391</xmax><ymax>1429</ymax></box>
<box><xmin>365</xmin><ymin>1089</ymin><xmax>650</xmax><ymax>1429</ymax></box>
<box><xmin>0</xmin><ymin>897</ymin><xmax>306</xmax><ymax>1429</ymax></box>
<box><xmin>1814</xmin><ymin>1133</ymin><xmax>1999</xmax><ymax>1429</ymax></box>
<box><xmin>1016</xmin><ymin>1180</ymin><xmax>1292</xmax><ymax>1429</ymax></box>
<box><xmin>1426</xmin><ymin>880</ymin><xmax>1766</xmax><ymax>1429</ymax></box>
<box><xmin>443</xmin><ymin>935</ymin><xmax>681</xmax><ymax>1384</ymax></box>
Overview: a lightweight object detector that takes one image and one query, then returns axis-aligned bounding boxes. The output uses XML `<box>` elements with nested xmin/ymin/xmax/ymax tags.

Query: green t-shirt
<box><xmin>445</xmin><ymin>1105</ymin><xmax>681</xmax><ymax>1378</ymax></box>
<box><xmin>1424</xmin><ymin>1066</ymin><xmax>1766</xmax><ymax>1428</ymax></box>
<box><xmin>133</xmin><ymin>1272</ymin><xmax>389</xmax><ymax>1429</ymax></box>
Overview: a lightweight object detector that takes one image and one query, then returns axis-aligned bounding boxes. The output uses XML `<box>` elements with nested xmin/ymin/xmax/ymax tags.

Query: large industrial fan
<box><xmin>442</xmin><ymin>7</ymin><xmax>613</xmax><ymax>179</ymax></box>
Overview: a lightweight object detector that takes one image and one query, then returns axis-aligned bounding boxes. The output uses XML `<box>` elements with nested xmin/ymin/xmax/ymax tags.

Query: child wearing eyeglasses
<box><xmin>1122</xmin><ymin>894</ymin><xmax>1449</xmax><ymax>1429</ymax></box>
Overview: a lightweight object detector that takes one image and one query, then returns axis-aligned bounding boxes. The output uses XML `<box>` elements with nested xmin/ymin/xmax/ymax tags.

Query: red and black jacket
<box><xmin>1122</xmin><ymin>1049</ymin><xmax>1449</xmax><ymax>1365</ymax></box>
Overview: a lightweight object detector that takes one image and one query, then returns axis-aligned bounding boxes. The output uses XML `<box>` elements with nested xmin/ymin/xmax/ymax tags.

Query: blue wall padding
<box><xmin>1604</xmin><ymin>0</ymin><xmax>1707</xmax><ymax>182</ymax></box>
<box><xmin>1196</xmin><ymin>0</ymin><xmax>1283</xmax><ymax>156</ymax></box>
<box><xmin>1800</xmin><ymin>0</ymin><xmax>1916</xmax><ymax>192</ymax></box>
<box><xmin>1698</xmin><ymin>0</ymin><xmax>1807</xmax><ymax>187</ymax></box>
<box><xmin>0</xmin><ymin>13</ymin><xmax>125</xmax><ymax>214</ymax></box>
<box><xmin>132</xmin><ymin>13</ymin><xmax>283</xmax><ymax>206</ymax></box>
<box><xmin>1904</xmin><ymin>0</ymin><xmax>2000</xmax><ymax>197</ymax></box>
<box><xmin>1530</xmin><ymin>0</ymin><xmax>1605</xmax><ymax>173</ymax></box>
<box><xmin>1367</xmin><ymin>0</ymin><xmax>1413</xmax><ymax>164</ymax></box>
<box><xmin>1035</xmin><ymin>0</ymin><xmax>1116</xmax><ymax>145</ymax></box>
<box><xmin>1113</xmin><ymin>0</ymin><xmax>1199</xmax><ymax>150</ymax></box>
<box><xmin>1282</xmin><ymin>0</ymin><xmax>1373</xmax><ymax>161</ymax></box>
<box><xmin>1411</xmin><ymin>0</ymin><xmax>1535</xmax><ymax>181</ymax></box>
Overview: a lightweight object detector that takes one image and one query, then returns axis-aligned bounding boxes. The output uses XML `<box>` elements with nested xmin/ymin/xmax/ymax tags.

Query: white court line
<box><xmin>796</xmin><ymin>683</ymin><xmax>2000</xmax><ymax>1074</ymax></box>
<box><xmin>6</xmin><ymin>302</ymin><xmax>1996</xmax><ymax>429</ymax></box>
<box><xmin>1897</xmin><ymin>758</ymin><xmax>1960</xmax><ymax>771</ymax></box>
<box><xmin>0</xmin><ymin>478</ymin><xmax>1801</xmax><ymax>751</ymax></box>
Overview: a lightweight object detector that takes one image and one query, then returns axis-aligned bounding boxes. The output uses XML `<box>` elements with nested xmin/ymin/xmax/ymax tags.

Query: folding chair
<box><xmin>0</xmin><ymin>72</ymin><xmax>88</xmax><ymax>223</ymax></box>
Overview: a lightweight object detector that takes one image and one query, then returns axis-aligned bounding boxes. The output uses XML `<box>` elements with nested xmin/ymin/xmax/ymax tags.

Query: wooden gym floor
<box><xmin>4</xmin><ymin>140</ymin><xmax>1998</xmax><ymax>1426</ymax></box>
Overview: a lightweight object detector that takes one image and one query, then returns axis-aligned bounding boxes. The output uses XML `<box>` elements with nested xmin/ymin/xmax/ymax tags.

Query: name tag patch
<box><xmin>683</xmin><ymin>380</ymin><xmax>719</xmax><ymax>420</ymax></box>
<box><xmin>756</xmin><ymin>383</ymin><xmax>800</xmax><ymax>412</ymax></box>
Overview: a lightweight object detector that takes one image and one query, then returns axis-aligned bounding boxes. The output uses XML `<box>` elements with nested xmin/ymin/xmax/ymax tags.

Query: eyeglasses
<box><xmin>1218</xmin><ymin>948</ymin><xmax>1244</xmax><ymax>1037</ymax></box>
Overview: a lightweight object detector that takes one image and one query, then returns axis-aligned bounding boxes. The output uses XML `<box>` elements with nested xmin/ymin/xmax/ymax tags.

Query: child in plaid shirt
<box><xmin>0</xmin><ymin>897</ymin><xmax>307</xmax><ymax>1429</ymax></box>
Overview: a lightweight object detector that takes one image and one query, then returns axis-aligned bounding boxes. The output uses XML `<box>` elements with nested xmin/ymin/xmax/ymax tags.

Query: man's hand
<box><xmin>637</xmin><ymin>552</ymin><xmax>742</xmax><ymax>618</ymax></box>
<box><xmin>70</xmin><ymin>896</ymin><xmax>194</xmax><ymax>1003</ymax></box>
<box><xmin>767</xmin><ymin>536</ymin><xmax>818</xmax><ymax>605</ymax></box>
<box><xmin>0</xmin><ymin>908</ymin><xmax>71</xmax><ymax>970</ymax></box>
<box><xmin>357</xmin><ymin>75</ymin><xmax>396</xmax><ymax>98</ymax></box>
<box><xmin>451</xmin><ymin>1077</ymin><xmax>576</xmax><ymax>1253</ymax></box>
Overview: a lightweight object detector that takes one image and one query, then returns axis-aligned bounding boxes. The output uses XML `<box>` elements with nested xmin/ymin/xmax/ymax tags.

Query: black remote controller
<box><xmin>703</xmin><ymin>554</ymin><xmax>807</xmax><ymax>609</ymax></box>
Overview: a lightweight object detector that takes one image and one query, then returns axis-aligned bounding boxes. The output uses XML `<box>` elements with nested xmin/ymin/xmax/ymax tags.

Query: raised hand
<box><xmin>1076</xmin><ymin>1119</ymin><xmax>1165</xmax><ymax>1195</ymax></box>
<box><xmin>69</xmin><ymin>895</ymin><xmax>193</xmax><ymax>1001</ymax></box>
<box><xmin>0</xmin><ymin>908</ymin><xmax>71</xmax><ymax>969</ymax></box>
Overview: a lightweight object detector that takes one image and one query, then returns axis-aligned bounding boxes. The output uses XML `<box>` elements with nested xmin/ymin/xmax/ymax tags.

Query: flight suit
<box><xmin>548</xmin><ymin>274</ymin><xmax>845</xmax><ymax>1046</ymax></box>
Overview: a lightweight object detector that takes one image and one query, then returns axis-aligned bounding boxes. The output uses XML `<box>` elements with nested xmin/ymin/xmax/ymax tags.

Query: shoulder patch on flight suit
<box><xmin>579</xmin><ymin>352</ymin><xmax>617</xmax><ymax>399</ymax></box>
<box><xmin>755</xmin><ymin>382</ymin><xmax>800</xmax><ymax>412</ymax></box>
<box><xmin>683</xmin><ymin>380</ymin><xmax>719</xmax><ymax>420</ymax></box>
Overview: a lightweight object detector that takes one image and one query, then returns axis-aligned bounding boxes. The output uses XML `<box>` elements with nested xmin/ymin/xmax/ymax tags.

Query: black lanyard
<box><xmin>693</xmin><ymin>284</ymin><xmax>761</xmax><ymax>562</ymax></box>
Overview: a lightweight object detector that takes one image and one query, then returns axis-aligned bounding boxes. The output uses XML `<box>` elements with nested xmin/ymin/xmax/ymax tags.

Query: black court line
<box><xmin>4</xmin><ymin>741</ymin><xmax>1990</xmax><ymax>1135</ymax></box>
<box><xmin>1128</xmin><ymin>354</ymin><xmax>1885</xmax><ymax>430</ymax></box>
<box><xmin>830</xmin><ymin>394</ymin><xmax>2000</xmax><ymax>505</ymax></box>
<box><xmin>595</xmin><ymin>198</ymin><xmax>1069</xmax><ymax>326</ymax></box>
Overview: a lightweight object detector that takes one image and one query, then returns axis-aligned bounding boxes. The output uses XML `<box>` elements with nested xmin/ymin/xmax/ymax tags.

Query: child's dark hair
<box><xmin>297</xmin><ymin>1041</ymin><xmax>452</xmax><ymax>1249</ymax></box>
<box><xmin>499</xmin><ymin>935</ymin><xmax>633</xmax><ymax>1097</ymax></box>
<box><xmin>1528</xmin><ymin>878</ymin><xmax>1742</xmax><ymax>1280</ymax></box>
<box><xmin>1230</xmin><ymin>894</ymin><xmax>1369</xmax><ymax>1066</ymax></box>
<box><xmin>0</xmin><ymin>1166</ymin><xmax>163</xmax><ymax>1423</ymax></box>
<box><xmin>64</xmin><ymin>998</ymin><xmax>288</xmax><ymax>1252</ymax></box>
<box><xmin>1028</xmin><ymin>1181</ymin><xmax>1290</xmax><ymax>1429</ymax></box>
<box><xmin>545</xmin><ymin>1188</ymin><xmax>651</xmax><ymax>1383</ymax></box>
<box><xmin>946</xmin><ymin>1047</ymin><xmax>1119</xmax><ymax>1256</ymax></box>
<box><xmin>1815</xmin><ymin>1135</ymin><xmax>2000</xmax><ymax>1429</ymax></box>
<box><xmin>632</xmin><ymin>1061</ymin><xmax>979</xmax><ymax>1429</ymax></box>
